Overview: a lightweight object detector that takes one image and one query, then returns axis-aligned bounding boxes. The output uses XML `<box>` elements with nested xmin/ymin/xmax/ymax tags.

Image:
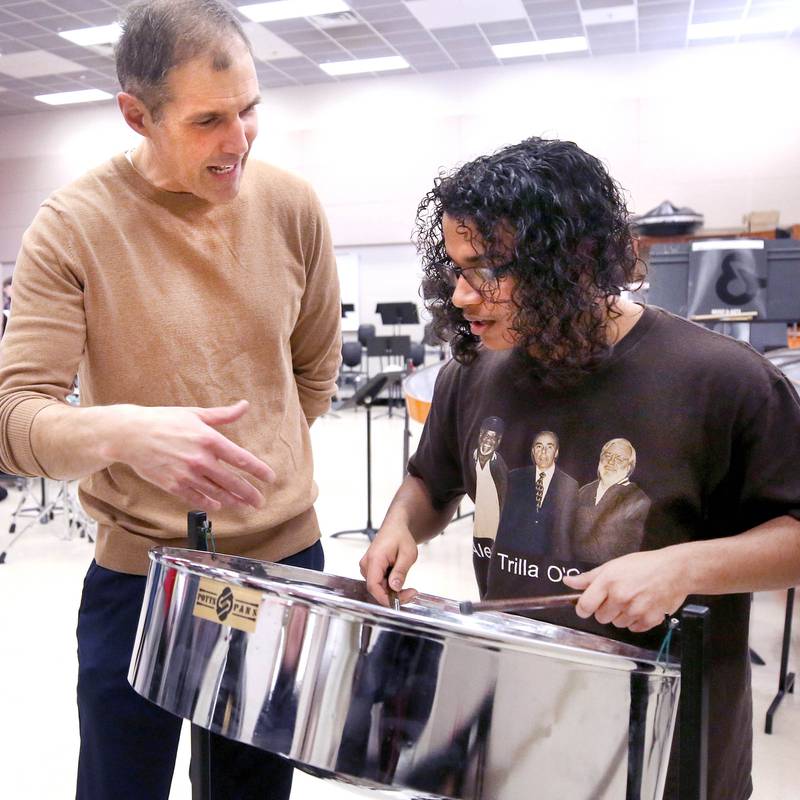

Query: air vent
<box><xmin>310</xmin><ymin>11</ymin><xmax>361</xmax><ymax>28</ymax></box>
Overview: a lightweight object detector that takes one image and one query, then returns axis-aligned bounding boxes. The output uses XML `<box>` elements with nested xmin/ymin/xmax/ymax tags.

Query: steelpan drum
<box><xmin>130</xmin><ymin>548</ymin><xmax>680</xmax><ymax>800</ymax></box>
<box><xmin>403</xmin><ymin>360</ymin><xmax>444</xmax><ymax>424</ymax></box>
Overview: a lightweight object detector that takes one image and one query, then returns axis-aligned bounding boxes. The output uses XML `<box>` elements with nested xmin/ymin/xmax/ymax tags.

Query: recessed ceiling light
<box><xmin>492</xmin><ymin>37</ymin><xmax>589</xmax><ymax>59</ymax></box>
<box><xmin>59</xmin><ymin>23</ymin><xmax>122</xmax><ymax>47</ymax></box>
<box><xmin>35</xmin><ymin>89</ymin><xmax>114</xmax><ymax>106</ymax></box>
<box><xmin>319</xmin><ymin>56</ymin><xmax>410</xmax><ymax>76</ymax></box>
<box><xmin>688</xmin><ymin>14</ymin><xmax>799</xmax><ymax>40</ymax></box>
<box><xmin>238</xmin><ymin>0</ymin><xmax>349</xmax><ymax>23</ymax></box>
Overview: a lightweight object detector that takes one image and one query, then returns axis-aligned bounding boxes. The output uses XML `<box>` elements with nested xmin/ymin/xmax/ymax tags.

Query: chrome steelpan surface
<box><xmin>130</xmin><ymin>548</ymin><xmax>680</xmax><ymax>800</ymax></box>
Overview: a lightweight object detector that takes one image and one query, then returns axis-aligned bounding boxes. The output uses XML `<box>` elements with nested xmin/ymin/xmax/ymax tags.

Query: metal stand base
<box><xmin>331</xmin><ymin>401</ymin><xmax>376</xmax><ymax>542</ymax></box>
<box><xmin>1</xmin><ymin>477</ymin><xmax>95</xmax><ymax>564</ymax></box>
<box><xmin>765</xmin><ymin>587</ymin><xmax>796</xmax><ymax>734</ymax></box>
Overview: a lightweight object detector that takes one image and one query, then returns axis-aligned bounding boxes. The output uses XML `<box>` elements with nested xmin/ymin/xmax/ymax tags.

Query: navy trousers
<box><xmin>76</xmin><ymin>541</ymin><xmax>324</xmax><ymax>800</ymax></box>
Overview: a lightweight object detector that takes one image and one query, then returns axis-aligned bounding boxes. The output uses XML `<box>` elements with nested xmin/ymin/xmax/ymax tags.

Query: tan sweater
<box><xmin>0</xmin><ymin>154</ymin><xmax>341</xmax><ymax>574</ymax></box>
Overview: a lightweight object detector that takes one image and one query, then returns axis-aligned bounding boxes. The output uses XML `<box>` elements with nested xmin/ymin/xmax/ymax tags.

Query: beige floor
<box><xmin>0</xmin><ymin>407</ymin><xmax>797</xmax><ymax>799</ymax></box>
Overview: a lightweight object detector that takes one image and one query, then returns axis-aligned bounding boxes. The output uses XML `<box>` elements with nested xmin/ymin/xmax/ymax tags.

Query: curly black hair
<box><xmin>415</xmin><ymin>137</ymin><xmax>642</xmax><ymax>387</ymax></box>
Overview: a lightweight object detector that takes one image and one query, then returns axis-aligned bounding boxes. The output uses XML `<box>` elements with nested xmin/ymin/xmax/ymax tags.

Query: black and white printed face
<box><xmin>478</xmin><ymin>429</ymin><xmax>501</xmax><ymax>456</ymax></box>
<box><xmin>598</xmin><ymin>441</ymin><xmax>634</xmax><ymax>486</ymax></box>
<box><xmin>532</xmin><ymin>433</ymin><xmax>558</xmax><ymax>470</ymax></box>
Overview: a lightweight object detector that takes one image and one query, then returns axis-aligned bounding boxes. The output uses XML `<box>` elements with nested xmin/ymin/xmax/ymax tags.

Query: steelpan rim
<box><xmin>150</xmin><ymin>547</ymin><xmax>678</xmax><ymax>676</ymax></box>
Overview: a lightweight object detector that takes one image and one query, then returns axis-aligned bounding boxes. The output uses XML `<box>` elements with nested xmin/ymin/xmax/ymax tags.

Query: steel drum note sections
<box><xmin>129</xmin><ymin>548</ymin><xmax>680</xmax><ymax>800</ymax></box>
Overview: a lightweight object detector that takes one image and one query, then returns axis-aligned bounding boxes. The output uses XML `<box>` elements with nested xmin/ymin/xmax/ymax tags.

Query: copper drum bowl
<box><xmin>404</xmin><ymin>361</ymin><xmax>444</xmax><ymax>424</ymax></box>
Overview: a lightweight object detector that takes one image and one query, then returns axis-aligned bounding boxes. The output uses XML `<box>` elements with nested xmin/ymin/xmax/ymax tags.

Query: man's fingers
<box><xmin>201</xmin><ymin>462</ymin><xmax>265</xmax><ymax>509</ymax></box>
<box><xmin>183</xmin><ymin>487</ymin><xmax>222</xmax><ymax>513</ymax></box>
<box><xmin>195</xmin><ymin>399</ymin><xmax>250</xmax><ymax>427</ymax></box>
<box><xmin>191</xmin><ymin>475</ymin><xmax>251</xmax><ymax>509</ymax></box>
<box><xmin>210</xmin><ymin>435</ymin><xmax>276</xmax><ymax>484</ymax></box>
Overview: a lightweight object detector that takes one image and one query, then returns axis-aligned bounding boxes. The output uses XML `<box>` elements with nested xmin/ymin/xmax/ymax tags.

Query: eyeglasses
<box><xmin>600</xmin><ymin>451</ymin><xmax>630</xmax><ymax>468</ymax></box>
<box><xmin>436</xmin><ymin>258</ymin><xmax>511</xmax><ymax>293</ymax></box>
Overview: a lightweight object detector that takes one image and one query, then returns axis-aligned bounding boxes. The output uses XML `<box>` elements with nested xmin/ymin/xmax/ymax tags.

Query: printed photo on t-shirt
<box><xmin>469</xmin><ymin>424</ymin><xmax>651</xmax><ymax>600</ymax></box>
<box><xmin>471</xmin><ymin>416</ymin><xmax>508</xmax><ymax>595</ymax></box>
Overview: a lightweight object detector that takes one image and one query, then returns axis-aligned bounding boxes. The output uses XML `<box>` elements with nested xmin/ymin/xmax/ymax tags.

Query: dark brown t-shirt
<box><xmin>408</xmin><ymin>305</ymin><xmax>800</xmax><ymax>800</ymax></box>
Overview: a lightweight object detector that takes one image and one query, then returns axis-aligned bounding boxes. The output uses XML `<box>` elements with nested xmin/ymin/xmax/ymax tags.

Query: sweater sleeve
<box><xmin>290</xmin><ymin>186</ymin><xmax>341</xmax><ymax>422</ymax></box>
<box><xmin>0</xmin><ymin>204</ymin><xmax>87</xmax><ymax>476</ymax></box>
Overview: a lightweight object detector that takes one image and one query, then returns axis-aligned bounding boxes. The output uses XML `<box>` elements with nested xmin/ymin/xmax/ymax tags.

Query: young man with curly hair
<box><xmin>360</xmin><ymin>137</ymin><xmax>800</xmax><ymax>800</ymax></box>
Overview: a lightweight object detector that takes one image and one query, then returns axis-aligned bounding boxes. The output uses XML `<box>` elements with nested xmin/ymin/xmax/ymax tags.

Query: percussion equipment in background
<box><xmin>403</xmin><ymin>360</ymin><xmax>444</xmax><ymax>425</ymax></box>
<box><xmin>130</xmin><ymin>547</ymin><xmax>681</xmax><ymax>800</ymax></box>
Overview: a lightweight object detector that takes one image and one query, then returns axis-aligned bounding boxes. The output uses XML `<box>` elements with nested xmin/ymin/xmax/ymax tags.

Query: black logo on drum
<box><xmin>216</xmin><ymin>587</ymin><xmax>234</xmax><ymax>621</ymax></box>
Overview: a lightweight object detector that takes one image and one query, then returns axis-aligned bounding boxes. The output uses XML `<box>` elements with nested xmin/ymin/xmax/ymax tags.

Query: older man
<box><xmin>0</xmin><ymin>1</ymin><xmax>340</xmax><ymax>798</ymax></box>
<box><xmin>573</xmin><ymin>438</ymin><xmax>651</xmax><ymax>562</ymax></box>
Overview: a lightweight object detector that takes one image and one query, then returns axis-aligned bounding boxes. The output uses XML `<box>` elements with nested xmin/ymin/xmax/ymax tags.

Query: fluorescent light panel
<box><xmin>59</xmin><ymin>23</ymin><xmax>122</xmax><ymax>46</ymax></box>
<box><xmin>237</xmin><ymin>0</ymin><xmax>349</xmax><ymax>22</ymax></box>
<box><xmin>492</xmin><ymin>36</ymin><xmax>588</xmax><ymax>59</ymax></box>
<box><xmin>35</xmin><ymin>89</ymin><xmax>114</xmax><ymax>106</ymax></box>
<box><xmin>319</xmin><ymin>56</ymin><xmax>409</xmax><ymax>76</ymax></box>
<box><xmin>688</xmin><ymin>13</ymin><xmax>800</xmax><ymax>40</ymax></box>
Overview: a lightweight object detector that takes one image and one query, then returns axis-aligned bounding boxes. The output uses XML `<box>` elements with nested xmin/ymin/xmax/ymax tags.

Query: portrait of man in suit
<box><xmin>574</xmin><ymin>438</ymin><xmax>651</xmax><ymax>563</ymax></box>
<box><xmin>494</xmin><ymin>430</ymin><xmax>578</xmax><ymax>560</ymax></box>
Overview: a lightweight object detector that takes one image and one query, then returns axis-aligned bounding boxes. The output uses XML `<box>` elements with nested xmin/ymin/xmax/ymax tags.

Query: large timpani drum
<box><xmin>130</xmin><ymin>548</ymin><xmax>680</xmax><ymax>800</ymax></box>
<box><xmin>403</xmin><ymin>360</ymin><xmax>445</xmax><ymax>424</ymax></box>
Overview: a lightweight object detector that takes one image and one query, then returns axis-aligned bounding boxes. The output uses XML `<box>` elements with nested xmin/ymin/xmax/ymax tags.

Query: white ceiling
<box><xmin>0</xmin><ymin>0</ymin><xmax>797</xmax><ymax>116</ymax></box>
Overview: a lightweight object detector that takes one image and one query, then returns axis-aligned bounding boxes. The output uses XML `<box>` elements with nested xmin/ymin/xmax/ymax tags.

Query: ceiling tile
<box><xmin>479</xmin><ymin>18</ymin><xmax>531</xmax><ymax>36</ymax></box>
<box><xmin>0</xmin><ymin>48</ymin><xmax>84</xmax><ymax>78</ymax></box>
<box><xmin>24</xmin><ymin>13</ymin><xmax>82</xmax><ymax>32</ymax></box>
<box><xmin>5</xmin><ymin>2</ymin><xmax>63</xmax><ymax>21</ymax></box>
<box><xmin>243</xmin><ymin>21</ymin><xmax>303</xmax><ymax>61</ymax></box>
<box><xmin>638</xmin><ymin>2</ymin><xmax>691</xmax><ymax>18</ymax></box>
<box><xmin>580</xmin><ymin>0</ymin><xmax>634</xmax><ymax>7</ymax></box>
<box><xmin>324</xmin><ymin>23</ymin><xmax>374</xmax><ymax>38</ymax></box>
<box><xmin>531</xmin><ymin>16</ymin><xmax>584</xmax><ymax>34</ymax></box>
<box><xmin>51</xmin><ymin>0</ymin><xmax>115</xmax><ymax>12</ymax></box>
<box><xmin>357</xmin><ymin>4</ymin><xmax>416</xmax><ymax>23</ymax></box>
<box><xmin>586</xmin><ymin>20</ymin><xmax>635</xmax><ymax>37</ymax></box>
<box><xmin>433</xmin><ymin>24</ymin><xmax>484</xmax><ymax>41</ymax></box>
<box><xmin>0</xmin><ymin>20</ymin><xmax>48</xmax><ymax>38</ymax></box>
<box><xmin>74</xmin><ymin>8</ymin><xmax>120</xmax><ymax>26</ymax></box>
<box><xmin>691</xmin><ymin>8</ymin><xmax>744</xmax><ymax>22</ymax></box>
<box><xmin>370</xmin><ymin>18</ymin><xmax>426</xmax><ymax>34</ymax></box>
<box><xmin>691</xmin><ymin>0</ymin><xmax>745</xmax><ymax>9</ymax></box>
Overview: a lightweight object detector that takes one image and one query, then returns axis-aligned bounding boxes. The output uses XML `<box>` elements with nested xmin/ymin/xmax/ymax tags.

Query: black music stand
<box><xmin>341</xmin><ymin>302</ymin><xmax>355</xmax><ymax>317</ymax></box>
<box><xmin>367</xmin><ymin>336</ymin><xmax>410</xmax><ymax>416</ymax></box>
<box><xmin>376</xmin><ymin>302</ymin><xmax>419</xmax><ymax>335</ymax></box>
<box><xmin>331</xmin><ymin>370</ymin><xmax>405</xmax><ymax>541</ymax></box>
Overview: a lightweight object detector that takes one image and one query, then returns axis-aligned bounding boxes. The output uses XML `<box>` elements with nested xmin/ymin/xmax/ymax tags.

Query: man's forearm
<box><xmin>382</xmin><ymin>475</ymin><xmax>462</xmax><ymax>543</ymax></box>
<box><xmin>678</xmin><ymin>515</ymin><xmax>800</xmax><ymax>595</ymax></box>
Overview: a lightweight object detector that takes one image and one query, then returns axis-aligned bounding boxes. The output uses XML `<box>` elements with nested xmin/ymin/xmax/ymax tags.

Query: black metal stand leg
<box><xmin>749</xmin><ymin>648</ymin><xmax>766</xmax><ymax>666</ymax></box>
<box><xmin>680</xmin><ymin>604</ymin><xmax>710</xmax><ymax>800</ymax></box>
<box><xmin>187</xmin><ymin>511</ymin><xmax>214</xmax><ymax>799</ymax></box>
<box><xmin>331</xmin><ymin>401</ymin><xmax>376</xmax><ymax>541</ymax></box>
<box><xmin>189</xmin><ymin>724</ymin><xmax>212</xmax><ymax>800</ymax></box>
<box><xmin>765</xmin><ymin>587</ymin><xmax>796</xmax><ymax>734</ymax></box>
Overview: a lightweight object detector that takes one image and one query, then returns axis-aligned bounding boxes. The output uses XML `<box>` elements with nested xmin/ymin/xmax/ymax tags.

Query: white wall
<box><xmin>2</xmin><ymin>39</ymin><xmax>799</xmax><ymax>319</ymax></box>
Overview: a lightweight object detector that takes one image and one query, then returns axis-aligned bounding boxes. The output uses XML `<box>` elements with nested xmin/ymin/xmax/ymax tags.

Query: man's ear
<box><xmin>117</xmin><ymin>92</ymin><xmax>152</xmax><ymax>137</ymax></box>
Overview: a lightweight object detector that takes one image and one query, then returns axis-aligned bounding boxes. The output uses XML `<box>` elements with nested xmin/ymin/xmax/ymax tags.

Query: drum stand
<box><xmin>187</xmin><ymin>511</ymin><xmax>214</xmax><ymax>800</ymax></box>
<box><xmin>764</xmin><ymin>587</ymin><xmax>796</xmax><ymax>734</ymax></box>
<box><xmin>678</xmin><ymin>605</ymin><xmax>710</xmax><ymax>800</ymax></box>
<box><xmin>331</xmin><ymin>371</ymin><xmax>405</xmax><ymax>542</ymax></box>
<box><xmin>0</xmin><ymin>477</ymin><xmax>95</xmax><ymax>564</ymax></box>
